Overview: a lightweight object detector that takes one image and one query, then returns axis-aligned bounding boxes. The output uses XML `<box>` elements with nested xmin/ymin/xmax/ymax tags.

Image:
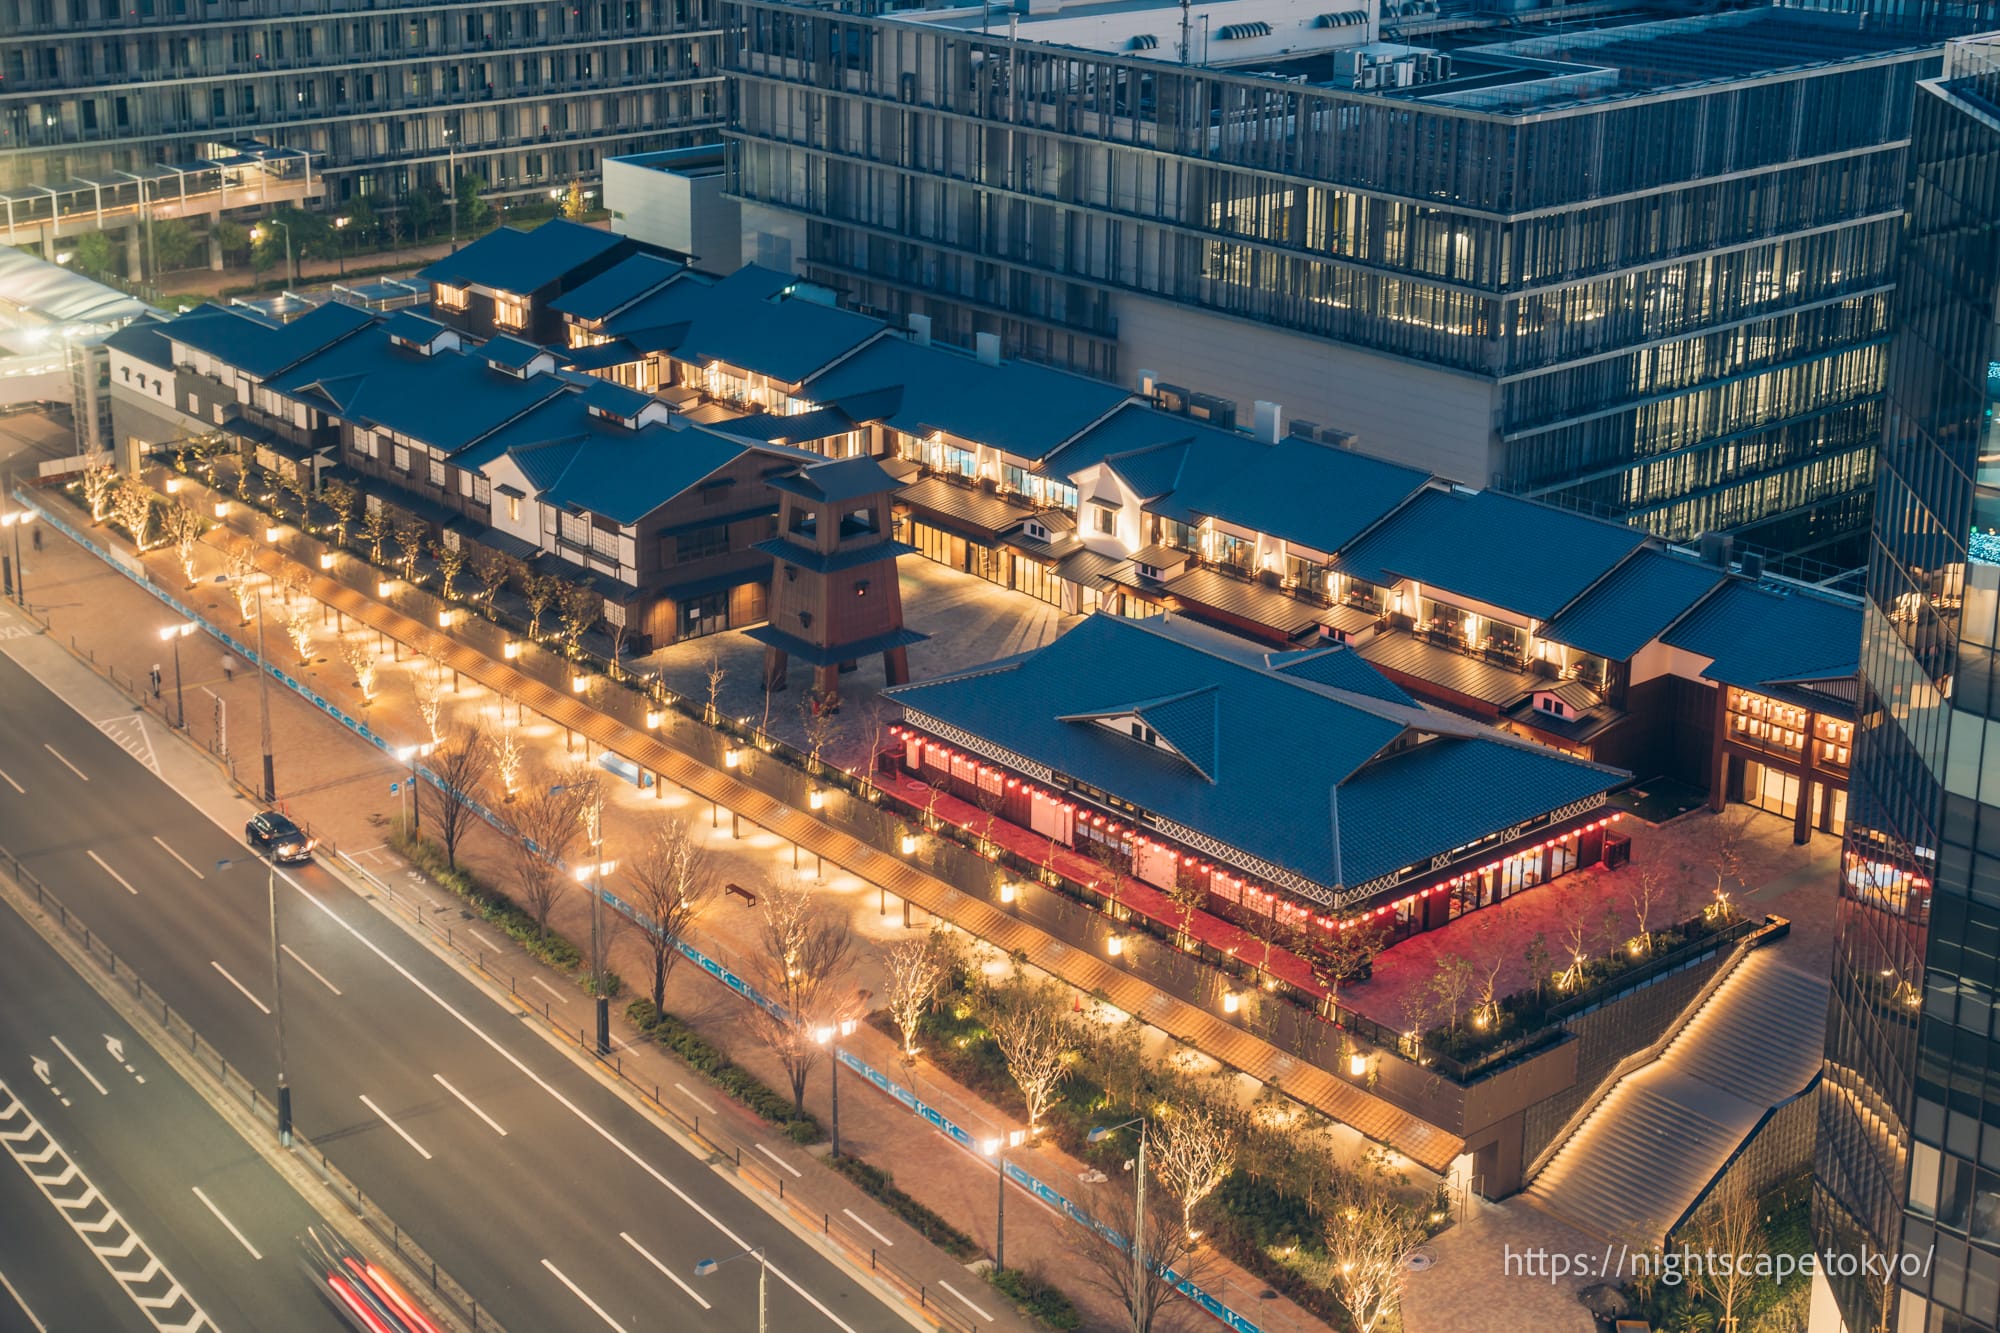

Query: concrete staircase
<box><xmin>1522</xmin><ymin>949</ymin><xmax>1826</xmax><ymax>1243</ymax></box>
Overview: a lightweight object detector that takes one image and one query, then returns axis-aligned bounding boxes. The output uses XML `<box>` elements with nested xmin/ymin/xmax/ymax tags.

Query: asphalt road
<box><xmin>0</xmin><ymin>901</ymin><xmax>353</xmax><ymax>1333</ymax></box>
<box><xmin>0</xmin><ymin>648</ymin><xmax>909</xmax><ymax>1333</ymax></box>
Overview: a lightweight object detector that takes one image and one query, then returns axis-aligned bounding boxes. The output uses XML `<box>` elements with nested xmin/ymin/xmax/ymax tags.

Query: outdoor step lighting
<box><xmin>213</xmin><ymin>500</ymin><xmax>230</xmax><ymax>518</ymax></box>
<box><xmin>1222</xmin><ymin>989</ymin><xmax>1241</xmax><ymax>1014</ymax></box>
<box><xmin>1348</xmin><ymin>1051</ymin><xmax>1370</xmax><ymax>1078</ymax></box>
<box><xmin>999</xmin><ymin>882</ymin><xmax>1017</xmax><ymax>905</ymax></box>
<box><xmin>318</xmin><ymin>552</ymin><xmax>335</xmax><ymax>571</ymax></box>
<box><xmin>502</xmin><ymin>639</ymin><xmax>520</xmax><ymax>659</ymax></box>
<box><xmin>1106</xmin><ymin>932</ymin><xmax>1125</xmax><ymax>958</ymax></box>
<box><xmin>570</xmin><ymin>672</ymin><xmax>589</xmax><ymax>693</ymax></box>
<box><xmin>377</xmin><ymin>578</ymin><xmax>394</xmax><ymax>598</ymax></box>
<box><xmin>900</xmin><ymin>831</ymin><xmax>918</xmax><ymax>854</ymax></box>
<box><xmin>645</xmin><ymin>708</ymin><xmax>664</xmax><ymax>729</ymax></box>
<box><xmin>723</xmin><ymin>745</ymin><xmax>741</xmax><ymax>768</ymax></box>
<box><xmin>264</xmin><ymin>524</ymin><xmax>281</xmax><ymax>543</ymax></box>
<box><xmin>808</xmin><ymin>787</ymin><xmax>825</xmax><ymax>810</ymax></box>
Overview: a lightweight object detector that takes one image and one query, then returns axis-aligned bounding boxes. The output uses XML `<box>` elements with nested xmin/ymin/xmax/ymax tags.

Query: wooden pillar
<box><xmin>1708</xmin><ymin>687</ymin><xmax>1730</xmax><ymax>813</ymax></box>
<box><xmin>763</xmin><ymin>645</ymin><xmax>789</xmax><ymax>692</ymax></box>
<box><xmin>884</xmin><ymin>645</ymin><xmax>911</xmax><ymax>686</ymax></box>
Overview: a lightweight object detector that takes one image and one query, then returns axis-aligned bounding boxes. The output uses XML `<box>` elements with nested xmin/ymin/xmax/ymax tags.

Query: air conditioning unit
<box><xmin>1289</xmin><ymin>419</ymin><xmax>1322</xmax><ymax>440</ymax></box>
<box><xmin>1186</xmin><ymin>392</ymin><xmax>1236</xmax><ymax>430</ymax></box>
<box><xmin>1155</xmin><ymin>382</ymin><xmax>1191</xmax><ymax>414</ymax></box>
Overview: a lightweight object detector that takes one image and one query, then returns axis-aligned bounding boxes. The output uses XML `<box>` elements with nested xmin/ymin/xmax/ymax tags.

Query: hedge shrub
<box><xmin>625</xmin><ymin>998</ymin><xmax>824</xmax><ymax>1143</ymax></box>
<box><xmin>829</xmin><ymin>1156</ymin><xmax>981</xmax><ymax>1260</ymax></box>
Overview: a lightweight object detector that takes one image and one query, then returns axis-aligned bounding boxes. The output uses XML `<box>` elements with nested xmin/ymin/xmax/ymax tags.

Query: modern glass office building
<box><xmin>725</xmin><ymin>2</ymin><xmax>1939</xmax><ymax>556</ymax></box>
<box><xmin>0</xmin><ymin>0</ymin><xmax>726</xmax><ymax>206</ymax></box>
<box><xmin>1815</xmin><ymin>33</ymin><xmax>2000</xmax><ymax>1333</ymax></box>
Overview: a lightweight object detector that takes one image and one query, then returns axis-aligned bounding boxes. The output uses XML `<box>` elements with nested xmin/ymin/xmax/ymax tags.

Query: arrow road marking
<box><xmin>30</xmin><ymin>1058</ymin><xmax>49</xmax><ymax>1087</ymax></box>
<box><xmin>102</xmin><ymin>1036</ymin><xmax>143</xmax><ymax>1084</ymax></box>
<box><xmin>618</xmin><ymin>1231</ymin><xmax>711</xmax><ymax>1309</ymax></box>
<box><xmin>49</xmin><ymin>1037</ymin><xmax>106</xmax><ymax>1097</ymax></box>
<box><xmin>0</xmin><ymin>1084</ymin><xmax>214</xmax><ymax>1331</ymax></box>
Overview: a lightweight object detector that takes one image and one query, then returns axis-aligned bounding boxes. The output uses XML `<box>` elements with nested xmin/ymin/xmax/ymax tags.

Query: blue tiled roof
<box><xmin>498</xmin><ymin>420</ymin><xmax>753</xmax><ymax>526</ymax></box>
<box><xmin>104</xmin><ymin>315</ymin><xmax>174</xmax><ymax>370</ymax></box>
<box><xmin>480</xmin><ymin>334</ymin><xmax>549</xmax><ymax>369</ymax></box>
<box><xmin>768</xmin><ymin>454</ymin><xmax>901</xmax><ymax>504</ymax></box>
<box><xmin>267</xmin><ymin>325</ymin><xmax>571</xmax><ymax>455</ymax></box>
<box><xmin>886</xmin><ymin>614</ymin><xmax>1623</xmax><ymax>895</ymax></box>
<box><xmin>1191</xmin><ymin>436</ymin><xmax>1429</xmax><ymax>555</ymax></box>
<box><xmin>801</xmin><ymin>338</ymin><xmax>1131</xmax><ymax>464</ymax></box>
<box><xmin>382</xmin><ymin>309</ymin><xmax>450</xmax><ymax>347</ymax></box>
<box><xmin>168</xmin><ymin>300</ymin><xmax>375</xmax><ymax>380</ymax></box>
<box><xmin>1661</xmin><ymin>578</ymin><xmax>1862</xmax><ymax>711</ymax></box>
<box><xmin>592</xmin><ymin>266</ymin><xmax>886</xmax><ymax>386</ymax></box>
<box><xmin>1334</xmin><ymin>488</ymin><xmax>1650</xmax><ymax>621</ymax></box>
<box><xmin>578</xmin><ymin>377</ymin><xmax>655</xmax><ymax>420</ymax></box>
<box><xmin>549</xmin><ymin>253</ymin><xmax>685</xmax><ymax>322</ymax></box>
<box><xmin>417</xmin><ymin>219</ymin><xmax>630</xmax><ymax>295</ymax></box>
<box><xmin>1267</xmin><ymin>644</ymin><xmax>1417</xmax><ymax>707</ymax></box>
<box><xmin>1537</xmin><ymin>548</ymin><xmax>1726</xmax><ymax>662</ymax></box>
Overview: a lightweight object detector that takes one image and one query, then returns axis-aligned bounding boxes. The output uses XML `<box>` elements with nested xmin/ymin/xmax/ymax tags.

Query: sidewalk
<box><xmin>14</xmin><ymin>498</ymin><xmax>1340</xmax><ymax>1331</ymax></box>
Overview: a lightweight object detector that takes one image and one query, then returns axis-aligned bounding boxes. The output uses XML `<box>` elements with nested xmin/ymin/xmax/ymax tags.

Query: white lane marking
<box><xmin>151</xmin><ymin>837</ymin><xmax>205</xmax><ymax>880</ymax></box>
<box><xmin>85</xmin><ymin>850</ymin><xmax>137</xmax><ymax>896</ymax></box>
<box><xmin>0</xmin><ymin>1268</ymin><xmax>50</xmax><ymax>1332</ymax></box>
<box><xmin>358</xmin><ymin>1095</ymin><xmax>433</xmax><ymax>1162</ymax></box>
<box><xmin>755</xmin><ymin>1143</ymin><xmax>803</xmax><ymax>1178</ymax></box>
<box><xmin>41</xmin><ymin>744</ymin><xmax>87</xmax><ymax>782</ymax></box>
<box><xmin>468</xmin><ymin>929</ymin><xmax>501</xmax><ymax>952</ymax></box>
<box><xmin>432</xmin><ymin>1074</ymin><xmax>506</xmax><ymax>1137</ymax></box>
<box><xmin>102</xmin><ymin>1036</ymin><xmax>143</xmax><ymax>1085</ymax></box>
<box><xmin>674</xmin><ymin>1082</ymin><xmax>716</xmax><ymax>1115</ymax></box>
<box><xmin>842</xmin><ymin>1208</ymin><xmax>894</xmax><ymax>1247</ymax></box>
<box><xmin>619</xmin><ymin>1231</ymin><xmax>712</xmax><ymax>1310</ymax></box>
<box><xmin>530</xmin><ymin>976</ymin><xmax>569</xmax><ymax>1003</ymax></box>
<box><xmin>210</xmin><ymin>962</ymin><xmax>270</xmax><ymax>1015</ymax></box>
<box><xmin>48</xmin><ymin>1037</ymin><xmax>106</xmax><ymax>1097</ymax></box>
<box><xmin>540</xmin><ymin>1259</ymin><xmax>624</xmax><ymax>1330</ymax></box>
<box><xmin>276</xmin><ymin>865</ymin><xmax>863</xmax><ymax>1333</ymax></box>
<box><xmin>281</xmin><ymin>945</ymin><xmax>342</xmax><ymax>997</ymax></box>
<box><xmin>938</xmin><ymin>1280</ymin><xmax>994</xmax><ymax>1322</ymax></box>
<box><xmin>0</xmin><ymin>1085</ymin><xmax>215</xmax><ymax>1332</ymax></box>
<box><xmin>0</xmin><ymin>766</ymin><xmax>22</xmax><ymax>795</ymax></box>
<box><xmin>190</xmin><ymin>1186</ymin><xmax>262</xmax><ymax>1261</ymax></box>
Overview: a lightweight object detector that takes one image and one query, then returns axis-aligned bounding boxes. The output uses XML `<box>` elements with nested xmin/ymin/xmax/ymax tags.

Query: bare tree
<box><xmin>1706</xmin><ymin>808</ymin><xmax>1756</xmax><ymax>921</ymax></box>
<box><xmin>1557</xmin><ymin>895</ymin><xmax>1594</xmax><ymax>993</ymax></box>
<box><xmin>422</xmin><ymin>725</ymin><xmax>491</xmax><ymax>869</ymax></box>
<box><xmin>1628</xmin><ymin>864</ymin><xmax>1667</xmax><ymax>955</ymax></box>
<box><xmin>1089</xmin><ymin>838</ymin><xmax>1129</xmax><ymax>921</ymax></box>
<box><xmin>557</xmin><ymin>580</ymin><xmax>603</xmax><ymax>655</ymax></box>
<box><xmin>429</xmin><ymin>537</ymin><xmax>466</xmax><ymax>601</ymax></box>
<box><xmin>224</xmin><ymin>539</ymin><xmax>260</xmax><ymax>622</ymax></box>
<box><xmin>321</xmin><ymin>479</ymin><xmax>359</xmax><ymax>548</ymax></box>
<box><xmin>523</xmin><ymin>572</ymin><xmax>562</xmax><ymax>641</ymax></box>
<box><xmin>1428</xmin><ymin>952</ymin><xmax>1475</xmax><ymax>1034</ymax></box>
<box><xmin>505</xmin><ymin>763</ymin><xmax>591</xmax><ymax>938</ymax></box>
<box><xmin>883</xmin><ymin>927</ymin><xmax>952</xmax><ymax>1059</ymax></box>
<box><xmin>411</xmin><ymin>652</ymin><xmax>448</xmax><ymax>743</ymax></box>
<box><xmin>1166</xmin><ymin>864</ymin><xmax>1206</xmax><ymax>952</ymax></box>
<box><xmin>391</xmin><ymin>517</ymin><xmax>427</xmax><ymax>582</ymax></box>
<box><xmin>704</xmin><ymin>652</ymin><xmax>726</xmax><ymax>725</ymax></box>
<box><xmin>109</xmin><ymin>474</ymin><xmax>154</xmax><ymax>547</ymax></box>
<box><xmin>468</xmin><ymin>545</ymin><xmax>514</xmax><ymax>606</ymax></box>
<box><xmin>800</xmin><ymin>687</ymin><xmax>837</xmax><ymax>776</ymax></box>
<box><xmin>746</xmin><ymin>873</ymin><xmax>857</xmax><ymax>1116</ymax></box>
<box><xmin>1153</xmin><ymin>1101</ymin><xmax>1235</xmax><ymax>1240</ymax></box>
<box><xmin>359</xmin><ymin>504</ymin><xmax>391</xmax><ymax>564</ymax></box>
<box><xmin>1468</xmin><ymin>914</ymin><xmax>1509</xmax><ymax>1031</ymax></box>
<box><xmin>284</xmin><ymin>595</ymin><xmax>315</xmax><ymax>664</ymax></box>
<box><xmin>988</xmin><ymin>978</ymin><xmax>1074</xmax><ymax>1134</ymax></box>
<box><xmin>1078</xmin><ymin>1160</ymin><xmax>1213</xmax><ymax>1333</ymax></box>
<box><xmin>341</xmin><ymin>637</ymin><xmax>379</xmax><ymax>702</ymax></box>
<box><xmin>624</xmin><ymin>817</ymin><xmax>716</xmax><ymax>1012</ymax></box>
<box><xmin>494</xmin><ymin>702</ymin><xmax>524</xmax><ymax>800</ymax></box>
<box><xmin>1314</xmin><ymin>1173</ymin><xmax>1429</xmax><ymax>1333</ymax></box>
<box><xmin>276</xmin><ymin>464</ymin><xmax>313</xmax><ymax>523</ymax></box>
<box><xmin>81</xmin><ymin>459</ymin><xmax>116</xmax><ymax>522</ymax></box>
<box><xmin>163</xmin><ymin>504</ymin><xmax>205</xmax><ymax>586</ymax></box>
<box><xmin>1688</xmin><ymin>1177</ymin><xmax>1765</xmax><ymax>1332</ymax></box>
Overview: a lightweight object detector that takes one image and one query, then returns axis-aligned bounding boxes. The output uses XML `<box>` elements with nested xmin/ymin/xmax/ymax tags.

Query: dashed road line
<box><xmin>541</xmin><ymin>1259</ymin><xmax>624</xmax><ymax>1330</ymax></box>
<box><xmin>358</xmin><ymin>1095</ymin><xmax>432</xmax><ymax>1161</ymax></box>
<box><xmin>280</xmin><ymin>945</ymin><xmax>341</xmax><ymax>996</ymax></box>
<box><xmin>190</xmin><ymin>1187</ymin><xmax>262</xmax><ymax>1261</ymax></box>
<box><xmin>48</xmin><ymin>1037</ymin><xmax>106</xmax><ymax>1097</ymax></box>
<box><xmin>530</xmin><ymin>976</ymin><xmax>569</xmax><ymax>1004</ymax></box>
<box><xmin>150</xmin><ymin>837</ymin><xmax>204</xmax><ymax>880</ymax></box>
<box><xmin>432</xmin><ymin>1074</ymin><xmax>506</xmax><ymax>1137</ymax></box>
<box><xmin>85</xmin><ymin>850</ymin><xmax>137</xmax><ymax>896</ymax></box>
<box><xmin>618</xmin><ymin>1231</ymin><xmax>711</xmax><ymax>1309</ymax></box>
<box><xmin>0</xmin><ymin>1084</ymin><xmax>214</xmax><ymax>1332</ymax></box>
<box><xmin>209</xmin><ymin>961</ymin><xmax>270</xmax><ymax>1015</ymax></box>
<box><xmin>842</xmin><ymin>1208</ymin><xmax>894</xmax><ymax>1247</ymax></box>
<box><xmin>41</xmin><ymin>744</ymin><xmax>87</xmax><ymax>782</ymax></box>
<box><xmin>673</xmin><ymin>1082</ymin><xmax>716</xmax><ymax>1115</ymax></box>
<box><xmin>0</xmin><ymin>766</ymin><xmax>22</xmax><ymax>794</ymax></box>
<box><xmin>754</xmin><ymin>1143</ymin><xmax>802</xmax><ymax>1178</ymax></box>
<box><xmin>938</xmin><ymin>1280</ymin><xmax>994</xmax><ymax>1322</ymax></box>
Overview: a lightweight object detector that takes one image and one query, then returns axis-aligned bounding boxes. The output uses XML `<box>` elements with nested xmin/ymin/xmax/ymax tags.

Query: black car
<box><xmin>245</xmin><ymin>811</ymin><xmax>316</xmax><ymax>863</ymax></box>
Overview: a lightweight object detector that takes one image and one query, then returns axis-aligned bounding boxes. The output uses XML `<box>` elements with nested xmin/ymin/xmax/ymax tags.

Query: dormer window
<box><xmin>1027</xmin><ymin>521</ymin><xmax>1047</xmax><ymax>540</ymax></box>
<box><xmin>587</xmin><ymin>403</ymin><xmax>639</xmax><ymax>429</ymax></box>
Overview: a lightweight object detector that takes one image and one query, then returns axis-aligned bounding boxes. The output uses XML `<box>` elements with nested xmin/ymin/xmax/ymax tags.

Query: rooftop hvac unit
<box><xmin>1186</xmin><ymin>392</ymin><xmax>1236</xmax><ymax>430</ymax></box>
<box><xmin>1321</xmin><ymin>426</ymin><xmax>1360</xmax><ymax>449</ymax></box>
<box><xmin>1154</xmin><ymin>382</ymin><xmax>1191</xmax><ymax>414</ymax></box>
<box><xmin>1289</xmin><ymin>419</ymin><xmax>1322</xmax><ymax>440</ymax></box>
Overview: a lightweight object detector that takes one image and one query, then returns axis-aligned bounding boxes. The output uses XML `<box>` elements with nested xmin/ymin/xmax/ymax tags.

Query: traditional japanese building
<box><xmin>885</xmin><ymin>613</ymin><xmax>1627</xmax><ymax>944</ymax></box>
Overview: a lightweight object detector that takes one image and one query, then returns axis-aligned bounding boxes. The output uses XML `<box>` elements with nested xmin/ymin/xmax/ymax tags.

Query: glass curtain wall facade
<box><xmin>1818</xmin><ymin>36</ymin><xmax>2000</xmax><ymax>1333</ymax></box>
<box><xmin>0</xmin><ymin>0</ymin><xmax>726</xmax><ymax>203</ymax></box>
<box><xmin>724</xmin><ymin>6</ymin><xmax>1934</xmax><ymax>554</ymax></box>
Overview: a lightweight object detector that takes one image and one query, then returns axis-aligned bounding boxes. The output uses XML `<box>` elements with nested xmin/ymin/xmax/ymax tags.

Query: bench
<box><xmin>725</xmin><ymin>883</ymin><xmax>758</xmax><ymax>906</ymax></box>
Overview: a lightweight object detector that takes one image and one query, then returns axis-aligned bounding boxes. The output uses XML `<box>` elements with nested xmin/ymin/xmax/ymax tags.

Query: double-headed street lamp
<box><xmin>813</xmin><ymin>1018</ymin><xmax>858</xmax><ymax>1158</ymax></box>
<box><xmin>1</xmin><ymin>507</ymin><xmax>35</xmax><ymax>606</ymax></box>
<box><xmin>692</xmin><ymin>1247</ymin><xmax>767</xmax><ymax>1333</ymax></box>
<box><xmin>158</xmin><ymin>621</ymin><xmax>195</xmax><ymax>729</ymax></box>
<box><xmin>1087</xmin><ymin>1116</ymin><xmax>1151</xmax><ymax>1333</ymax></box>
<box><xmin>217</xmin><ymin>851</ymin><xmax>294</xmax><ymax>1146</ymax></box>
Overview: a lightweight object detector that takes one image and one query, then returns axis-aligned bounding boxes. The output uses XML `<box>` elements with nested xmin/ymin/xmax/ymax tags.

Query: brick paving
<box><xmin>14</xmin><ymin>492</ymin><xmax>1343</xmax><ymax>1333</ymax></box>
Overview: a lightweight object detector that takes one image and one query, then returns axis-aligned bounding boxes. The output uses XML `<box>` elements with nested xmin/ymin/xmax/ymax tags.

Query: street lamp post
<box><xmin>158</xmin><ymin>622</ymin><xmax>195</xmax><ymax>728</ymax></box>
<box><xmin>556</xmin><ymin>780</ymin><xmax>612</xmax><ymax>1057</ymax></box>
<box><xmin>1</xmin><ymin>507</ymin><xmax>34</xmax><ymax>607</ymax></box>
<box><xmin>333</xmin><ymin>215</ymin><xmax>350</xmax><ymax>277</ymax></box>
<box><xmin>981</xmin><ymin>1129</ymin><xmax>1027</xmax><ymax>1270</ymax></box>
<box><xmin>1088</xmin><ymin>1117</ymin><xmax>1150</xmax><ymax>1333</ymax></box>
<box><xmin>692</xmin><ymin>1247</ymin><xmax>766</xmax><ymax>1333</ymax></box>
<box><xmin>251</xmin><ymin>219</ymin><xmax>294</xmax><ymax>287</ymax></box>
<box><xmin>814</xmin><ymin>1019</ymin><xmax>858</xmax><ymax>1159</ymax></box>
<box><xmin>444</xmin><ymin>129</ymin><xmax>458</xmax><ymax>250</ymax></box>
<box><xmin>255</xmin><ymin>586</ymin><xmax>276</xmax><ymax>800</ymax></box>
<box><xmin>396</xmin><ymin>742</ymin><xmax>436</xmax><ymax>835</ymax></box>
<box><xmin>217</xmin><ymin>853</ymin><xmax>293</xmax><ymax>1146</ymax></box>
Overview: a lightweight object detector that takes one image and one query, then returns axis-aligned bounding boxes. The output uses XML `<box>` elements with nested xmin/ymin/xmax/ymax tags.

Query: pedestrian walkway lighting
<box><xmin>999</xmin><ymin>881</ymin><xmax>1017</xmax><ymax>904</ymax></box>
<box><xmin>808</xmin><ymin>787</ymin><xmax>825</xmax><ymax>810</ymax></box>
<box><xmin>724</xmin><ymin>745</ymin><xmax>741</xmax><ymax>768</ymax></box>
<box><xmin>1106</xmin><ymin>932</ymin><xmax>1125</xmax><ymax>957</ymax></box>
<box><xmin>164</xmin><ymin>476</ymin><xmax>182</xmax><ymax>494</ymax></box>
<box><xmin>265</xmin><ymin>523</ymin><xmax>282</xmax><ymax>543</ymax></box>
<box><xmin>377</xmin><ymin>578</ymin><xmax>394</xmax><ymax>597</ymax></box>
<box><xmin>502</xmin><ymin>639</ymin><xmax>521</xmax><ymax>659</ymax></box>
<box><xmin>571</xmin><ymin>671</ymin><xmax>590</xmax><ymax>693</ymax></box>
<box><xmin>213</xmin><ymin>500</ymin><xmax>230</xmax><ymax>518</ymax></box>
<box><xmin>1222</xmin><ymin>989</ymin><xmax>1241</xmax><ymax>1014</ymax></box>
<box><xmin>318</xmin><ymin>552</ymin><xmax>335</xmax><ymax>571</ymax></box>
<box><xmin>1348</xmin><ymin>1052</ymin><xmax>1369</xmax><ymax>1078</ymax></box>
<box><xmin>900</xmin><ymin>831</ymin><xmax>918</xmax><ymax>854</ymax></box>
<box><xmin>645</xmin><ymin>707</ymin><xmax>664</xmax><ymax>729</ymax></box>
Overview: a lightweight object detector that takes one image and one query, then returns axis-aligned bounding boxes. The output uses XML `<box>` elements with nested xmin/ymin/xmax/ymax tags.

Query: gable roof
<box><xmin>1267</xmin><ymin>643</ymin><xmax>1418</xmax><ymax>707</ymax></box>
<box><xmin>1661</xmin><ymin>577</ymin><xmax>1862</xmax><ymax>712</ymax></box>
<box><xmin>491</xmin><ymin>420</ymin><xmax>752</xmax><ymax>525</ymax></box>
<box><xmin>549</xmin><ymin>253</ymin><xmax>687</xmax><ymax>322</ymax></box>
<box><xmin>589</xmin><ymin>265</ymin><xmax>887</xmax><ymax>385</ymax></box>
<box><xmin>417</xmin><ymin>219</ymin><xmax>630</xmax><ymax>294</ymax></box>
<box><xmin>103</xmin><ymin>315</ymin><xmax>175</xmax><ymax>370</ymax></box>
<box><xmin>767</xmin><ymin>454</ymin><xmax>901</xmax><ymax>505</ymax></box>
<box><xmin>800</xmin><ymin>337</ymin><xmax>1132</xmax><ymax>463</ymax></box>
<box><xmin>1191</xmin><ymin>435</ymin><xmax>1429</xmax><ymax>555</ymax></box>
<box><xmin>887</xmin><ymin>614</ymin><xmax>1623</xmax><ymax>899</ymax></box>
<box><xmin>1536</xmin><ymin>547</ymin><xmax>1727</xmax><ymax>661</ymax></box>
<box><xmin>1334</xmin><ymin>487</ymin><xmax>1650</xmax><ymax>621</ymax></box>
<box><xmin>479</xmin><ymin>333</ymin><xmax>551</xmax><ymax>370</ymax></box>
<box><xmin>168</xmin><ymin>300</ymin><xmax>376</xmax><ymax>381</ymax></box>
